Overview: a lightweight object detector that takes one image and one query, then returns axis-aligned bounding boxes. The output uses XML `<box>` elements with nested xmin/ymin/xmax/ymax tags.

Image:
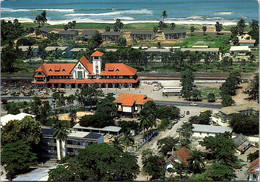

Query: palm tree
<box><xmin>215</xmin><ymin>21</ymin><xmax>223</xmax><ymax>35</ymax></box>
<box><xmin>202</xmin><ymin>26</ymin><xmax>207</xmax><ymax>35</ymax></box>
<box><xmin>161</xmin><ymin>10</ymin><xmax>167</xmax><ymax>21</ymax></box>
<box><xmin>111</xmin><ymin>137</ymin><xmax>124</xmax><ymax>153</ymax></box>
<box><xmin>69</xmin><ymin>109</ymin><xmax>77</xmax><ymax>123</ymax></box>
<box><xmin>72</xmin><ymin>20</ymin><xmax>76</xmax><ymax>29</ymax></box>
<box><xmin>187</xmin><ymin>150</ymin><xmax>205</xmax><ymax>174</ymax></box>
<box><xmin>170</xmin><ymin>23</ymin><xmax>176</xmax><ymax>30</ymax></box>
<box><xmin>140</xmin><ymin>113</ymin><xmax>156</xmax><ymax>140</ymax></box>
<box><xmin>179</xmin><ymin>122</ymin><xmax>193</xmax><ymax>143</ymax></box>
<box><xmin>124</xmin><ymin>132</ymin><xmax>134</xmax><ymax>152</ymax></box>
<box><xmin>190</xmin><ymin>26</ymin><xmax>195</xmax><ymax>36</ymax></box>
<box><xmin>53</xmin><ymin>121</ymin><xmax>69</xmax><ymax>160</ymax></box>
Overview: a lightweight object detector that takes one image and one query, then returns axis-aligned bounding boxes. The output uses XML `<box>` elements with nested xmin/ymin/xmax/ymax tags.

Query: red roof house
<box><xmin>248</xmin><ymin>158</ymin><xmax>259</xmax><ymax>181</ymax></box>
<box><xmin>33</xmin><ymin>51</ymin><xmax>139</xmax><ymax>88</ymax></box>
<box><xmin>165</xmin><ymin>147</ymin><xmax>191</xmax><ymax>169</ymax></box>
<box><xmin>113</xmin><ymin>93</ymin><xmax>153</xmax><ymax>117</ymax></box>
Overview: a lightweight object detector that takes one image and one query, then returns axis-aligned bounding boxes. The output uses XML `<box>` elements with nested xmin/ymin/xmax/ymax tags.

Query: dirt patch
<box><xmin>58</xmin><ymin>111</ymin><xmax>94</xmax><ymax>122</ymax></box>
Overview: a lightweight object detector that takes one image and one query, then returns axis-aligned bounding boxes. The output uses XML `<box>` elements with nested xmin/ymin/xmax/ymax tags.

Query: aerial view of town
<box><xmin>0</xmin><ymin>0</ymin><xmax>259</xmax><ymax>181</ymax></box>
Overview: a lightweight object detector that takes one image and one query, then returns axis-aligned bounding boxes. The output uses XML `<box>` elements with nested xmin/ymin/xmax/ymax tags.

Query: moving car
<box><xmin>190</xmin><ymin>102</ymin><xmax>198</xmax><ymax>106</ymax></box>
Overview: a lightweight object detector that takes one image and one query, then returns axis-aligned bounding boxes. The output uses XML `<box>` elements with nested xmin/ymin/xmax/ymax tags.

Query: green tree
<box><xmin>157</xmin><ymin>137</ymin><xmax>179</xmax><ymax>156</ymax></box>
<box><xmin>206</xmin><ymin>163</ymin><xmax>236</xmax><ymax>181</ymax></box>
<box><xmin>215</xmin><ymin>21</ymin><xmax>223</xmax><ymax>34</ymax></box>
<box><xmin>202</xmin><ymin>26</ymin><xmax>207</xmax><ymax>35</ymax></box>
<box><xmin>79</xmin><ymin>113</ymin><xmax>114</xmax><ymax>128</ymax></box>
<box><xmin>1</xmin><ymin>44</ymin><xmax>17</xmax><ymax>72</ymax></box>
<box><xmin>207</xmin><ymin>93</ymin><xmax>216</xmax><ymax>102</ymax></box>
<box><xmin>229</xmin><ymin>113</ymin><xmax>259</xmax><ymax>135</ymax></box>
<box><xmin>114</xmin><ymin>19</ymin><xmax>124</xmax><ymax>30</ymax></box>
<box><xmin>249</xmin><ymin>19</ymin><xmax>259</xmax><ymax>44</ymax></box>
<box><xmin>237</xmin><ymin>18</ymin><xmax>246</xmax><ymax>35</ymax></box>
<box><xmin>1</xmin><ymin>116</ymin><xmax>41</xmax><ymax>148</ymax></box>
<box><xmin>190</xmin><ymin>26</ymin><xmax>195</xmax><ymax>36</ymax></box>
<box><xmin>191</xmin><ymin>89</ymin><xmax>202</xmax><ymax>101</ymax></box>
<box><xmin>111</xmin><ymin>137</ymin><xmax>124</xmax><ymax>153</ymax></box>
<box><xmin>246</xmin><ymin>74</ymin><xmax>259</xmax><ymax>102</ymax></box>
<box><xmin>66</xmin><ymin>94</ymin><xmax>75</xmax><ymax>105</ymax></box>
<box><xmin>173</xmin><ymin>162</ymin><xmax>189</xmax><ymax>179</ymax></box>
<box><xmin>153</xmin><ymin>26</ymin><xmax>158</xmax><ymax>33</ymax></box>
<box><xmin>189</xmin><ymin>172</ymin><xmax>213</xmax><ymax>181</ymax></box>
<box><xmin>48</xmin><ymin>143</ymin><xmax>139</xmax><ymax>181</ymax></box>
<box><xmin>142</xmin><ymin>154</ymin><xmax>165</xmax><ymax>180</ymax></box>
<box><xmin>72</xmin><ymin>20</ymin><xmax>77</xmax><ymax>28</ymax></box>
<box><xmin>63</xmin><ymin>24</ymin><xmax>68</xmax><ymax>31</ymax></box>
<box><xmin>170</xmin><ymin>23</ymin><xmax>176</xmax><ymax>30</ymax></box>
<box><xmin>1</xmin><ymin>141</ymin><xmax>37</xmax><ymax>175</ymax></box>
<box><xmin>161</xmin><ymin>10</ymin><xmax>167</xmax><ymax>21</ymax></box>
<box><xmin>189</xmin><ymin>110</ymin><xmax>212</xmax><ymax>125</ymax></box>
<box><xmin>181</xmin><ymin>69</ymin><xmax>194</xmax><ymax>99</ymax></box>
<box><xmin>199</xmin><ymin>134</ymin><xmax>238</xmax><ymax>167</ymax></box>
<box><xmin>69</xmin><ymin>109</ymin><xmax>77</xmax><ymax>123</ymax></box>
<box><xmin>179</xmin><ymin>122</ymin><xmax>194</xmax><ymax>143</ymax></box>
<box><xmin>187</xmin><ymin>150</ymin><xmax>205</xmax><ymax>174</ymax></box>
<box><xmin>158</xmin><ymin>21</ymin><xmax>167</xmax><ymax>30</ymax></box>
<box><xmin>53</xmin><ymin>120</ymin><xmax>69</xmax><ymax>160</ymax></box>
<box><xmin>156</xmin><ymin>105</ymin><xmax>180</xmax><ymax>120</ymax></box>
<box><xmin>105</xmin><ymin>26</ymin><xmax>111</xmax><ymax>32</ymax></box>
<box><xmin>221</xmin><ymin>94</ymin><xmax>235</xmax><ymax>107</ymax></box>
<box><xmin>247</xmin><ymin>150</ymin><xmax>259</xmax><ymax>162</ymax></box>
<box><xmin>116</xmin><ymin>37</ymin><xmax>127</xmax><ymax>46</ymax></box>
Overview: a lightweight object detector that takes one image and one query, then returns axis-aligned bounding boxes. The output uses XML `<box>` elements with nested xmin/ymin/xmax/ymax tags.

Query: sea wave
<box><xmin>1</xmin><ymin>8</ymin><xmax>74</xmax><ymax>12</ymax></box>
<box><xmin>214</xmin><ymin>11</ymin><xmax>233</xmax><ymax>15</ymax></box>
<box><xmin>1</xmin><ymin>17</ymin><xmax>34</xmax><ymax>22</ymax></box>
<box><xmin>72</xmin><ymin>16</ymin><xmax>135</xmax><ymax>21</ymax></box>
<box><xmin>166</xmin><ymin>16</ymin><xmax>225</xmax><ymax>21</ymax></box>
<box><xmin>65</xmin><ymin>8</ymin><xmax>153</xmax><ymax>17</ymax></box>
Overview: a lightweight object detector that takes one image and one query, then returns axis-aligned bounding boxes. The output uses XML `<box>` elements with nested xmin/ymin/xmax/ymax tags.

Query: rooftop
<box><xmin>219</xmin><ymin>104</ymin><xmax>259</xmax><ymax>115</ymax></box>
<box><xmin>239</xmin><ymin>39</ymin><xmax>256</xmax><ymax>44</ymax></box>
<box><xmin>163</xmin><ymin>29</ymin><xmax>186</xmax><ymax>34</ymax></box>
<box><xmin>113</xmin><ymin>93</ymin><xmax>153</xmax><ymax>106</ymax></box>
<box><xmin>102</xmin><ymin>31</ymin><xmax>121</xmax><ymax>36</ymax></box>
<box><xmin>91</xmin><ymin>51</ymin><xmax>104</xmax><ymax>57</ymax></box>
<box><xmin>39</xmin><ymin>26</ymin><xmax>53</xmax><ymax>33</ymax></box>
<box><xmin>230</xmin><ymin>46</ymin><xmax>251</xmax><ymax>52</ymax></box>
<box><xmin>248</xmin><ymin>158</ymin><xmax>259</xmax><ymax>174</ymax></box>
<box><xmin>181</xmin><ymin>48</ymin><xmax>219</xmax><ymax>52</ymax></box>
<box><xmin>166</xmin><ymin>147</ymin><xmax>191</xmax><ymax>165</ymax></box>
<box><xmin>70</xmin><ymin>48</ymin><xmax>87</xmax><ymax>52</ymax></box>
<box><xmin>145</xmin><ymin>48</ymin><xmax>171</xmax><ymax>53</ymax></box>
<box><xmin>131</xmin><ymin>30</ymin><xmax>153</xmax><ymax>35</ymax></box>
<box><xmin>45</xmin><ymin>46</ymin><xmax>68</xmax><ymax>51</ymax></box>
<box><xmin>19</xmin><ymin>46</ymin><xmax>39</xmax><ymax>51</ymax></box>
<box><xmin>58</xmin><ymin>30</ymin><xmax>78</xmax><ymax>35</ymax></box>
<box><xmin>192</xmin><ymin>124</ymin><xmax>232</xmax><ymax>134</ymax></box>
<box><xmin>1</xmin><ymin>113</ymin><xmax>35</xmax><ymax>127</ymax></box>
<box><xmin>81</xmin><ymin>30</ymin><xmax>99</xmax><ymax>36</ymax></box>
<box><xmin>73</xmin><ymin>123</ymin><xmax>121</xmax><ymax>132</ymax></box>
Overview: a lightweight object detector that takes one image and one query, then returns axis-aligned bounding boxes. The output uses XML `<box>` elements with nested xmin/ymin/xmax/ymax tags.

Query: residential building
<box><xmin>39</xmin><ymin>26</ymin><xmax>53</xmax><ymax>37</ymax></box>
<box><xmin>40</xmin><ymin>128</ymin><xmax>104</xmax><ymax>159</ymax></box>
<box><xmin>113</xmin><ymin>93</ymin><xmax>153</xmax><ymax>117</ymax></box>
<box><xmin>230</xmin><ymin>46</ymin><xmax>251</xmax><ymax>55</ymax></box>
<box><xmin>165</xmin><ymin>147</ymin><xmax>191</xmax><ymax>170</ymax></box>
<box><xmin>33</xmin><ymin>51</ymin><xmax>139</xmax><ymax>88</ymax></box>
<box><xmin>45</xmin><ymin>46</ymin><xmax>68</xmax><ymax>52</ymax></box>
<box><xmin>163</xmin><ymin>30</ymin><xmax>186</xmax><ymax>39</ymax></box>
<box><xmin>102</xmin><ymin>31</ymin><xmax>122</xmax><ymax>41</ymax></box>
<box><xmin>130</xmin><ymin>30</ymin><xmax>154</xmax><ymax>40</ymax></box>
<box><xmin>73</xmin><ymin>124</ymin><xmax>122</xmax><ymax>136</ymax></box>
<box><xmin>145</xmin><ymin>48</ymin><xmax>171</xmax><ymax>54</ymax></box>
<box><xmin>0</xmin><ymin>113</ymin><xmax>35</xmax><ymax>128</ymax></box>
<box><xmin>58</xmin><ymin>30</ymin><xmax>78</xmax><ymax>40</ymax></box>
<box><xmin>211</xmin><ymin>104</ymin><xmax>259</xmax><ymax>126</ymax></box>
<box><xmin>80</xmin><ymin>30</ymin><xmax>99</xmax><ymax>40</ymax></box>
<box><xmin>248</xmin><ymin>158</ymin><xmax>259</xmax><ymax>181</ymax></box>
<box><xmin>19</xmin><ymin>46</ymin><xmax>39</xmax><ymax>56</ymax></box>
<box><xmin>239</xmin><ymin>40</ymin><xmax>256</xmax><ymax>47</ymax></box>
<box><xmin>181</xmin><ymin>47</ymin><xmax>219</xmax><ymax>55</ymax></box>
<box><xmin>70</xmin><ymin>48</ymin><xmax>87</xmax><ymax>53</ymax></box>
<box><xmin>191</xmin><ymin>124</ymin><xmax>232</xmax><ymax>138</ymax></box>
<box><xmin>232</xmin><ymin>133</ymin><xmax>251</xmax><ymax>154</ymax></box>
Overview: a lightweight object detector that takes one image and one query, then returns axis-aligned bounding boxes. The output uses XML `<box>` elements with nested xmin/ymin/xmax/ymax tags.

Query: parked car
<box><xmin>168</xmin><ymin>125</ymin><xmax>172</xmax><ymax>130</ymax></box>
<box><xmin>176</xmin><ymin>128</ymin><xmax>181</xmax><ymax>132</ymax></box>
<box><xmin>190</xmin><ymin>102</ymin><xmax>198</xmax><ymax>106</ymax></box>
<box><xmin>40</xmin><ymin>96</ymin><xmax>47</xmax><ymax>99</ymax></box>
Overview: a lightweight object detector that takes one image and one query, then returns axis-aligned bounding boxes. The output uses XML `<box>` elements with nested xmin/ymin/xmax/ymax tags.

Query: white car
<box><xmin>190</xmin><ymin>102</ymin><xmax>198</xmax><ymax>106</ymax></box>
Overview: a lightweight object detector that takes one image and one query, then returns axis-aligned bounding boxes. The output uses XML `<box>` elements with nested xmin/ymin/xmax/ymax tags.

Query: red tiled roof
<box><xmin>47</xmin><ymin>78</ymin><xmax>138</xmax><ymax>84</ymax></box>
<box><xmin>35</xmin><ymin>81</ymin><xmax>46</xmax><ymax>84</ymax></box>
<box><xmin>248</xmin><ymin>158</ymin><xmax>259</xmax><ymax>174</ymax></box>
<box><xmin>34</xmin><ymin>75</ymin><xmax>46</xmax><ymax>78</ymax></box>
<box><xmin>35</xmin><ymin>63</ymin><xmax>75</xmax><ymax>76</ymax></box>
<box><xmin>166</xmin><ymin>147</ymin><xmax>191</xmax><ymax>165</ymax></box>
<box><xmin>79</xmin><ymin>56</ymin><xmax>93</xmax><ymax>74</ymax></box>
<box><xmin>101</xmin><ymin>63</ymin><xmax>137</xmax><ymax>76</ymax></box>
<box><xmin>113</xmin><ymin>93</ymin><xmax>153</xmax><ymax>106</ymax></box>
<box><xmin>91</xmin><ymin>51</ymin><xmax>104</xmax><ymax>57</ymax></box>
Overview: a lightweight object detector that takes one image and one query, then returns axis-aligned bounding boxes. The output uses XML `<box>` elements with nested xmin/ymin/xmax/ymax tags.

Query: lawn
<box><xmin>197</xmin><ymin>86</ymin><xmax>221</xmax><ymax>100</ymax></box>
<box><xmin>174</xmin><ymin>32</ymin><xmax>231</xmax><ymax>48</ymax></box>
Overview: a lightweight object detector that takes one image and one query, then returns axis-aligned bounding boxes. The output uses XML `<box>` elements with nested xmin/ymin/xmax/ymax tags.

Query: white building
<box><xmin>192</xmin><ymin>124</ymin><xmax>233</xmax><ymax>138</ymax></box>
<box><xmin>0</xmin><ymin>113</ymin><xmax>35</xmax><ymax>128</ymax></box>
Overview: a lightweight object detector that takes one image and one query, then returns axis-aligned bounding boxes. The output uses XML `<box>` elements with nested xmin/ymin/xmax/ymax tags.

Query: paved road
<box><xmin>154</xmin><ymin>100</ymin><xmax>222</xmax><ymax>109</ymax></box>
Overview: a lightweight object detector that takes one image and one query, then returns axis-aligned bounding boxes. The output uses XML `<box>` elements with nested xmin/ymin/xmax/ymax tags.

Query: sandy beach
<box><xmin>1</xmin><ymin>17</ymin><xmax>239</xmax><ymax>26</ymax></box>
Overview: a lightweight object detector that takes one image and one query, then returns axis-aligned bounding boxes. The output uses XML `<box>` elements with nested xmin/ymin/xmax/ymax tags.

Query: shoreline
<box><xmin>1</xmin><ymin>17</ymin><xmax>238</xmax><ymax>26</ymax></box>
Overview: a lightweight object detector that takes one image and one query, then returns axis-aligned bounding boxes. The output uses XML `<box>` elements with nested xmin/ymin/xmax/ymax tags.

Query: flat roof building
<box><xmin>163</xmin><ymin>30</ymin><xmax>186</xmax><ymax>39</ymax></box>
<box><xmin>130</xmin><ymin>30</ymin><xmax>154</xmax><ymax>40</ymax></box>
<box><xmin>102</xmin><ymin>31</ymin><xmax>122</xmax><ymax>41</ymax></box>
<box><xmin>192</xmin><ymin>124</ymin><xmax>232</xmax><ymax>138</ymax></box>
<box><xmin>0</xmin><ymin>113</ymin><xmax>35</xmax><ymax>128</ymax></box>
<box><xmin>45</xmin><ymin>46</ymin><xmax>68</xmax><ymax>52</ymax></box>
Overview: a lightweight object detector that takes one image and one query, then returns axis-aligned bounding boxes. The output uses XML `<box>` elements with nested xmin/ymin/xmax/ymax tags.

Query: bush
<box><xmin>79</xmin><ymin>113</ymin><xmax>114</xmax><ymax>128</ymax></box>
<box><xmin>157</xmin><ymin>119</ymin><xmax>171</xmax><ymax>131</ymax></box>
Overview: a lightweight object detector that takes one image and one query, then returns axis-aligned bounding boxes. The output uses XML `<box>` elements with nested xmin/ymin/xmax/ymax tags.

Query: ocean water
<box><xmin>0</xmin><ymin>0</ymin><xmax>259</xmax><ymax>24</ymax></box>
